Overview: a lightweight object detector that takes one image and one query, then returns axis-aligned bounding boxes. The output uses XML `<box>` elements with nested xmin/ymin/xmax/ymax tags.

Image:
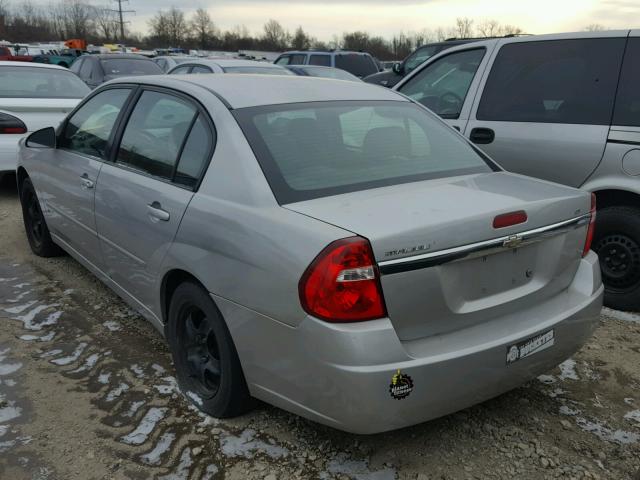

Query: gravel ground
<box><xmin>0</xmin><ymin>173</ymin><xmax>639</xmax><ymax>480</ymax></box>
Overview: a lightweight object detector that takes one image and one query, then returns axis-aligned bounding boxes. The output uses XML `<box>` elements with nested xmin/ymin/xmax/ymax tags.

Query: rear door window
<box><xmin>309</xmin><ymin>55</ymin><xmax>331</xmax><ymax>66</ymax></box>
<box><xmin>170</xmin><ymin>65</ymin><xmax>192</xmax><ymax>74</ymax></box>
<box><xmin>398</xmin><ymin>48</ymin><xmax>485</xmax><ymax>119</ymax></box>
<box><xmin>191</xmin><ymin>65</ymin><xmax>213</xmax><ymax>74</ymax></box>
<box><xmin>334</xmin><ymin>54</ymin><xmax>377</xmax><ymax>77</ymax></box>
<box><xmin>174</xmin><ymin>115</ymin><xmax>214</xmax><ymax>188</ymax></box>
<box><xmin>613</xmin><ymin>38</ymin><xmax>640</xmax><ymax>126</ymax></box>
<box><xmin>116</xmin><ymin>91</ymin><xmax>197</xmax><ymax>181</ymax></box>
<box><xmin>477</xmin><ymin>38</ymin><xmax>625</xmax><ymax>125</ymax></box>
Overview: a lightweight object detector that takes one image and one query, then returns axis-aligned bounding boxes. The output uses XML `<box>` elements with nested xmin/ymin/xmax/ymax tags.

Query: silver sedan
<box><xmin>16</xmin><ymin>75</ymin><xmax>603</xmax><ymax>434</ymax></box>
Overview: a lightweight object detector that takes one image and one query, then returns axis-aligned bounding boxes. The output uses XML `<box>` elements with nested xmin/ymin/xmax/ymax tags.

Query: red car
<box><xmin>0</xmin><ymin>46</ymin><xmax>33</xmax><ymax>62</ymax></box>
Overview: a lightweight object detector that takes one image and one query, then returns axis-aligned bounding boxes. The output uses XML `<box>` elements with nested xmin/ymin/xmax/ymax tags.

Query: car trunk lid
<box><xmin>0</xmin><ymin>98</ymin><xmax>80</xmax><ymax>132</ymax></box>
<box><xmin>286</xmin><ymin>172</ymin><xmax>592</xmax><ymax>341</ymax></box>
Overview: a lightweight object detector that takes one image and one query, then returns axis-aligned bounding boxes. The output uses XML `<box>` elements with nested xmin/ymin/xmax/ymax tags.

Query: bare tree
<box><xmin>262</xmin><ymin>19</ymin><xmax>288</xmax><ymax>50</ymax></box>
<box><xmin>477</xmin><ymin>19</ymin><xmax>501</xmax><ymax>37</ymax></box>
<box><xmin>166</xmin><ymin>6</ymin><xmax>186</xmax><ymax>45</ymax></box>
<box><xmin>455</xmin><ymin>17</ymin><xmax>474</xmax><ymax>38</ymax></box>
<box><xmin>502</xmin><ymin>24</ymin><xmax>523</xmax><ymax>35</ymax></box>
<box><xmin>94</xmin><ymin>5</ymin><xmax>117</xmax><ymax>42</ymax></box>
<box><xmin>190</xmin><ymin>7</ymin><xmax>216</xmax><ymax>49</ymax></box>
<box><xmin>585</xmin><ymin>23</ymin><xmax>605</xmax><ymax>31</ymax></box>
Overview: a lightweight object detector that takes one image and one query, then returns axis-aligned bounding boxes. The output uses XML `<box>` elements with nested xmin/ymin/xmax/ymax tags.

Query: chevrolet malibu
<box><xmin>17</xmin><ymin>75</ymin><xmax>603</xmax><ymax>434</ymax></box>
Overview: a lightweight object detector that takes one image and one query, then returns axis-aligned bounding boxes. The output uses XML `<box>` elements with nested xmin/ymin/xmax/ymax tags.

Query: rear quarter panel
<box><xmin>158</xmin><ymin>98</ymin><xmax>351</xmax><ymax>327</ymax></box>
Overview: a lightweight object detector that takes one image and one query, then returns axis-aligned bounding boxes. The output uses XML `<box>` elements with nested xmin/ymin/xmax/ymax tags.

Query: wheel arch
<box><xmin>592</xmin><ymin>188</ymin><xmax>640</xmax><ymax>210</ymax></box>
<box><xmin>160</xmin><ymin>268</ymin><xmax>210</xmax><ymax>325</ymax></box>
<box><xmin>16</xmin><ymin>166</ymin><xmax>29</xmax><ymax>194</ymax></box>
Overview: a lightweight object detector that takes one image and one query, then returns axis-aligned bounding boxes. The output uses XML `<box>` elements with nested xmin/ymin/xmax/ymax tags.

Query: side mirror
<box><xmin>26</xmin><ymin>127</ymin><xmax>56</xmax><ymax>149</ymax></box>
<box><xmin>392</xmin><ymin>62</ymin><xmax>404</xmax><ymax>75</ymax></box>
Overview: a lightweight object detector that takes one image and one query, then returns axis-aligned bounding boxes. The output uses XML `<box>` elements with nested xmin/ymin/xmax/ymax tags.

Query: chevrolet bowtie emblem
<box><xmin>503</xmin><ymin>234</ymin><xmax>524</xmax><ymax>249</ymax></box>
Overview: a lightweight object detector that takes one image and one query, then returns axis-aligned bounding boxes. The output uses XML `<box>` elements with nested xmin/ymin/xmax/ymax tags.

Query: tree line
<box><xmin>0</xmin><ymin>0</ymin><xmax>604</xmax><ymax>60</ymax></box>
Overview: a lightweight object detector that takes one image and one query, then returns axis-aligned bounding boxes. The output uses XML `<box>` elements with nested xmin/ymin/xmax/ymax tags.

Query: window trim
<box><xmin>107</xmin><ymin>84</ymin><xmax>217</xmax><ymax>192</ymax></box>
<box><xmin>57</xmin><ymin>84</ymin><xmax>137</xmax><ymax>162</ymax></box>
<box><xmin>398</xmin><ymin>47</ymin><xmax>487</xmax><ymax>120</ymax></box>
<box><xmin>233</xmin><ymin>99</ymin><xmax>498</xmax><ymax>204</ymax></box>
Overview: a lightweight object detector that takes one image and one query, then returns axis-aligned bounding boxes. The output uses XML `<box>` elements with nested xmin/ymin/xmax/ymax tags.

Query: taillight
<box><xmin>299</xmin><ymin>237</ymin><xmax>387</xmax><ymax>322</ymax></box>
<box><xmin>0</xmin><ymin>113</ymin><xmax>27</xmax><ymax>134</ymax></box>
<box><xmin>583</xmin><ymin>193</ymin><xmax>596</xmax><ymax>257</ymax></box>
<box><xmin>493</xmin><ymin>210</ymin><xmax>528</xmax><ymax>229</ymax></box>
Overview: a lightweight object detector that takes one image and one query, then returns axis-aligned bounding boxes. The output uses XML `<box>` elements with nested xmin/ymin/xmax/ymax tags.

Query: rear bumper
<box><xmin>217</xmin><ymin>251</ymin><xmax>603</xmax><ymax>434</ymax></box>
<box><xmin>0</xmin><ymin>134</ymin><xmax>24</xmax><ymax>173</ymax></box>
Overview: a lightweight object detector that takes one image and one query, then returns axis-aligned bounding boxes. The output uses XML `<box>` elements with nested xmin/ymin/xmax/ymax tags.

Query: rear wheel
<box><xmin>19</xmin><ymin>178</ymin><xmax>63</xmax><ymax>257</ymax></box>
<box><xmin>166</xmin><ymin>281</ymin><xmax>254</xmax><ymax>417</ymax></box>
<box><xmin>593</xmin><ymin>206</ymin><xmax>640</xmax><ymax>310</ymax></box>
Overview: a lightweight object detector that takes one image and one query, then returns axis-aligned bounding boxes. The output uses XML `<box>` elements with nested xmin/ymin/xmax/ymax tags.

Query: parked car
<box><xmin>31</xmin><ymin>48</ymin><xmax>83</xmax><ymax>68</ymax></box>
<box><xmin>274</xmin><ymin>50</ymin><xmax>380</xmax><ymax>78</ymax></box>
<box><xmin>0</xmin><ymin>61</ymin><xmax>89</xmax><ymax>177</ymax></box>
<box><xmin>365</xmin><ymin>39</ymin><xmax>482</xmax><ymax>88</ymax></box>
<box><xmin>0</xmin><ymin>45</ymin><xmax>33</xmax><ymax>62</ymax></box>
<box><xmin>394</xmin><ymin>30</ymin><xmax>640</xmax><ymax>310</ymax></box>
<box><xmin>152</xmin><ymin>56</ymin><xmax>199</xmax><ymax>73</ymax></box>
<box><xmin>168</xmin><ymin>59</ymin><xmax>293</xmax><ymax>76</ymax></box>
<box><xmin>69</xmin><ymin>54</ymin><xmax>163</xmax><ymax>88</ymax></box>
<box><xmin>285</xmin><ymin>65</ymin><xmax>360</xmax><ymax>81</ymax></box>
<box><xmin>17</xmin><ymin>74</ymin><xmax>602</xmax><ymax>433</ymax></box>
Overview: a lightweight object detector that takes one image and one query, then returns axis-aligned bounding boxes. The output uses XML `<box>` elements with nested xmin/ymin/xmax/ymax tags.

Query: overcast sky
<box><xmin>126</xmin><ymin>0</ymin><xmax>638</xmax><ymax>40</ymax></box>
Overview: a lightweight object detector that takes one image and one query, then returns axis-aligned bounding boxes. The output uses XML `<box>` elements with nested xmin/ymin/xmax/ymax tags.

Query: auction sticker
<box><xmin>506</xmin><ymin>329</ymin><xmax>555</xmax><ymax>365</ymax></box>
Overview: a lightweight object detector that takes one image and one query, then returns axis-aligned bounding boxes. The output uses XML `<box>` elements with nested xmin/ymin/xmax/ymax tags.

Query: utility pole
<box><xmin>108</xmin><ymin>0</ymin><xmax>135</xmax><ymax>43</ymax></box>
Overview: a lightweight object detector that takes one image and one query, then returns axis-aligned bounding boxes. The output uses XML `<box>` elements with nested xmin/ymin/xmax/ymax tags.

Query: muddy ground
<box><xmin>0</xmin><ymin>174</ymin><xmax>639</xmax><ymax>480</ymax></box>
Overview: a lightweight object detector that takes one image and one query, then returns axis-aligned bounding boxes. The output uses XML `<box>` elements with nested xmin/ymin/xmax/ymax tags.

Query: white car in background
<box><xmin>0</xmin><ymin>62</ymin><xmax>90</xmax><ymax>177</ymax></box>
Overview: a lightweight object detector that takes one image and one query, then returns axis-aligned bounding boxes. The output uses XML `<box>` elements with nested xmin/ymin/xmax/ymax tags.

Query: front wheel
<box><xmin>166</xmin><ymin>281</ymin><xmax>254</xmax><ymax>417</ymax></box>
<box><xmin>593</xmin><ymin>206</ymin><xmax>640</xmax><ymax>310</ymax></box>
<box><xmin>19</xmin><ymin>178</ymin><xmax>63</xmax><ymax>257</ymax></box>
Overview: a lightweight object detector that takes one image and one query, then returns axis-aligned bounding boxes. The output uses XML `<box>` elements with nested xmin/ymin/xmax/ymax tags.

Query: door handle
<box><xmin>80</xmin><ymin>173</ymin><xmax>94</xmax><ymax>189</ymax></box>
<box><xmin>469</xmin><ymin>127</ymin><xmax>495</xmax><ymax>145</ymax></box>
<box><xmin>147</xmin><ymin>201</ymin><xmax>170</xmax><ymax>222</ymax></box>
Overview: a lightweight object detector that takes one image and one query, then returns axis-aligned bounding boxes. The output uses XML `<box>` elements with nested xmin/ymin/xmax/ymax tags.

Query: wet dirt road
<box><xmin>0</xmin><ymin>174</ymin><xmax>639</xmax><ymax>480</ymax></box>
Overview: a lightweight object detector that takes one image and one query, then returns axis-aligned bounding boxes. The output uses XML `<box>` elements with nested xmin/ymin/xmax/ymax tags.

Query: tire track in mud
<box><xmin>0</xmin><ymin>258</ymin><xmax>395</xmax><ymax>480</ymax></box>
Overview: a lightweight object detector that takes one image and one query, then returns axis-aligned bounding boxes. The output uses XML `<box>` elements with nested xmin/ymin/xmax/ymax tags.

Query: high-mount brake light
<box><xmin>493</xmin><ymin>210</ymin><xmax>528</xmax><ymax>229</ymax></box>
<box><xmin>299</xmin><ymin>237</ymin><xmax>387</xmax><ymax>322</ymax></box>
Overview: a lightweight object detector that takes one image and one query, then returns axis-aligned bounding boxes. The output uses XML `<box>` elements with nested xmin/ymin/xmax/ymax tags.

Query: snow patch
<box><xmin>50</xmin><ymin>342</ymin><xmax>87</xmax><ymax>366</ymax></box>
<box><xmin>623</xmin><ymin>410</ymin><xmax>640</xmax><ymax>425</ymax></box>
<box><xmin>105</xmin><ymin>382</ymin><xmax>130</xmax><ymax>402</ymax></box>
<box><xmin>140</xmin><ymin>431</ymin><xmax>175</xmax><ymax>465</ymax></box>
<box><xmin>154</xmin><ymin>376</ymin><xmax>179</xmax><ymax>395</ymax></box>
<box><xmin>97</xmin><ymin>372</ymin><xmax>112</xmax><ymax>384</ymax></box>
<box><xmin>558</xmin><ymin>359</ymin><xmax>579</xmax><ymax>381</ymax></box>
<box><xmin>0</xmin><ymin>348</ymin><xmax>22</xmax><ymax>376</ymax></box>
<box><xmin>186</xmin><ymin>391</ymin><xmax>203</xmax><ymax>406</ymax></box>
<box><xmin>602</xmin><ymin>307</ymin><xmax>640</xmax><ymax>324</ymax></box>
<box><xmin>220</xmin><ymin>429</ymin><xmax>289</xmax><ymax>459</ymax></box>
<box><xmin>103</xmin><ymin>321</ymin><xmax>121</xmax><ymax>332</ymax></box>
<box><xmin>19</xmin><ymin>331</ymin><xmax>55</xmax><ymax>342</ymax></box>
<box><xmin>537</xmin><ymin>374</ymin><xmax>556</xmax><ymax>384</ymax></box>
<box><xmin>70</xmin><ymin>353</ymin><xmax>100</xmax><ymax>373</ymax></box>
<box><xmin>324</xmin><ymin>453</ymin><xmax>397</xmax><ymax>480</ymax></box>
<box><xmin>120</xmin><ymin>407</ymin><xmax>167</xmax><ymax>445</ymax></box>
<box><xmin>158</xmin><ymin>447</ymin><xmax>192</xmax><ymax>480</ymax></box>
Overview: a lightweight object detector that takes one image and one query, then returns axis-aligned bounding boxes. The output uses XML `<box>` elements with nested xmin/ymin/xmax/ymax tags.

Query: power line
<box><xmin>107</xmin><ymin>0</ymin><xmax>134</xmax><ymax>42</ymax></box>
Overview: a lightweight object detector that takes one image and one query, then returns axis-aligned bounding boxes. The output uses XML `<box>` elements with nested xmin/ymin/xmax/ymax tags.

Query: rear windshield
<box><xmin>234</xmin><ymin>101</ymin><xmax>494</xmax><ymax>203</ymax></box>
<box><xmin>222</xmin><ymin>66</ymin><xmax>293</xmax><ymax>75</ymax></box>
<box><xmin>301</xmin><ymin>67</ymin><xmax>358</xmax><ymax>81</ymax></box>
<box><xmin>100</xmin><ymin>58</ymin><xmax>162</xmax><ymax>76</ymax></box>
<box><xmin>0</xmin><ymin>66</ymin><xmax>90</xmax><ymax>98</ymax></box>
<box><xmin>334</xmin><ymin>54</ymin><xmax>378</xmax><ymax>77</ymax></box>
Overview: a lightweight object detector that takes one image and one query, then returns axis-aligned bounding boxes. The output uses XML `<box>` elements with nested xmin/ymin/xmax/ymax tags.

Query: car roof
<box><xmin>180</xmin><ymin>58</ymin><xmax>285</xmax><ymax>68</ymax></box>
<box><xmin>0</xmin><ymin>60</ymin><xmax>69</xmax><ymax>70</ymax></box>
<box><xmin>279</xmin><ymin>50</ymin><xmax>371</xmax><ymax>56</ymax></box>
<box><xmin>117</xmin><ymin>74</ymin><xmax>407</xmax><ymax>109</ymax></box>
<box><xmin>93</xmin><ymin>54</ymin><xmax>155</xmax><ymax>60</ymax></box>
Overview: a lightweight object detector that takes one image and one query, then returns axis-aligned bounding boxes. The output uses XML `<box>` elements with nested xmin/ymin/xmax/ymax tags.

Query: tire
<box><xmin>592</xmin><ymin>205</ymin><xmax>640</xmax><ymax>310</ymax></box>
<box><xmin>166</xmin><ymin>281</ymin><xmax>254</xmax><ymax>417</ymax></box>
<box><xmin>19</xmin><ymin>178</ymin><xmax>64</xmax><ymax>257</ymax></box>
